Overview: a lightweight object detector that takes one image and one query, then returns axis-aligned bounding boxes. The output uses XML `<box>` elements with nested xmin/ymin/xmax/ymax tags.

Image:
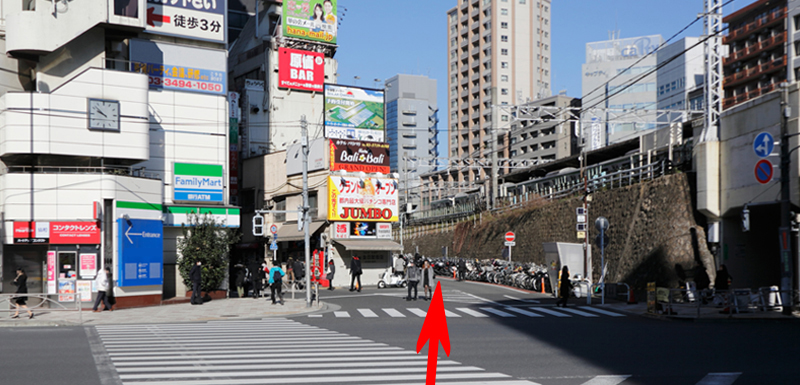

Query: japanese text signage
<box><xmin>278</xmin><ymin>48</ymin><xmax>325</xmax><ymax>92</ymax></box>
<box><xmin>329</xmin><ymin>139</ymin><xmax>390</xmax><ymax>174</ymax></box>
<box><xmin>283</xmin><ymin>0</ymin><xmax>337</xmax><ymax>44</ymax></box>
<box><xmin>117</xmin><ymin>219</ymin><xmax>164</xmax><ymax>287</ymax></box>
<box><xmin>328</xmin><ymin>176</ymin><xmax>398</xmax><ymax>222</ymax></box>
<box><xmin>324</xmin><ymin>84</ymin><xmax>385</xmax><ymax>143</ymax></box>
<box><xmin>13</xmin><ymin>221</ymin><xmax>100</xmax><ymax>244</ymax></box>
<box><xmin>174</xmin><ymin>163</ymin><xmax>224</xmax><ymax>203</ymax></box>
<box><xmin>130</xmin><ymin>39</ymin><xmax>226</xmax><ymax>96</ymax></box>
<box><xmin>146</xmin><ymin>0</ymin><xmax>225</xmax><ymax>43</ymax></box>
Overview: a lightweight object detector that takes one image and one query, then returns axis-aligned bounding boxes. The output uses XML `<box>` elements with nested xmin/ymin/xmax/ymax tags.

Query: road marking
<box><xmin>116</xmin><ymin>360</ymin><xmax>462</xmax><ymax>372</ymax></box>
<box><xmin>696</xmin><ymin>372</ymin><xmax>742</xmax><ymax>385</ymax></box>
<box><xmin>118</xmin><ymin>365</ymin><xmax>487</xmax><ymax>380</ymax></box>
<box><xmin>578</xmin><ymin>307</ymin><xmax>626</xmax><ymax>317</ymax></box>
<box><xmin>406</xmin><ymin>308</ymin><xmax>427</xmax><ymax>317</ymax></box>
<box><xmin>504</xmin><ymin>295</ymin><xmax>541</xmax><ymax>304</ymax></box>
<box><xmin>113</xmin><ymin>354</ymin><xmax>430</xmax><ymax>366</ymax></box>
<box><xmin>333</xmin><ymin>311</ymin><xmax>350</xmax><ymax>318</ymax></box>
<box><xmin>558</xmin><ymin>308</ymin><xmax>599</xmax><ymax>317</ymax></box>
<box><xmin>504</xmin><ymin>307</ymin><xmax>544</xmax><ymax>317</ymax></box>
<box><xmin>455</xmin><ymin>308</ymin><xmax>489</xmax><ymax>317</ymax></box>
<box><xmin>580</xmin><ymin>375</ymin><xmax>631</xmax><ymax>385</ymax></box>
<box><xmin>479</xmin><ymin>307</ymin><xmax>516</xmax><ymax>317</ymax></box>
<box><xmin>358</xmin><ymin>309</ymin><xmax>379</xmax><ymax>317</ymax></box>
<box><xmin>382</xmin><ymin>308</ymin><xmax>406</xmax><ymax>317</ymax></box>
<box><xmin>307</xmin><ymin>314</ymin><xmax>322</xmax><ymax>318</ymax></box>
<box><xmin>527</xmin><ymin>307</ymin><xmax>571</xmax><ymax>317</ymax></box>
<box><xmin>444</xmin><ymin>309</ymin><xmax>462</xmax><ymax>317</ymax></box>
<box><xmin>116</xmin><ymin>372</ymin><xmax>514</xmax><ymax>385</ymax></box>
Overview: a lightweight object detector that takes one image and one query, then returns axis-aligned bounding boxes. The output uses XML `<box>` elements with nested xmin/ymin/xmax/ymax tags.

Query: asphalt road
<box><xmin>0</xmin><ymin>278</ymin><xmax>797</xmax><ymax>385</ymax></box>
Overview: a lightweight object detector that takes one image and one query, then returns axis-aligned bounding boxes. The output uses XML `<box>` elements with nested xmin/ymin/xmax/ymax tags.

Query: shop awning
<box><xmin>333</xmin><ymin>239</ymin><xmax>403</xmax><ymax>251</ymax></box>
<box><xmin>276</xmin><ymin>221</ymin><xmax>326</xmax><ymax>242</ymax></box>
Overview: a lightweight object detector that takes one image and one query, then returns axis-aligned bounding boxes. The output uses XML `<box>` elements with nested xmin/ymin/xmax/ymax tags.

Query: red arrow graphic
<box><xmin>416</xmin><ymin>281</ymin><xmax>450</xmax><ymax>385</ymax></box>
<box><xmin>147</xmin><ymin>7</ymin><xmax>171</xmax><ymax>27</ymax></box>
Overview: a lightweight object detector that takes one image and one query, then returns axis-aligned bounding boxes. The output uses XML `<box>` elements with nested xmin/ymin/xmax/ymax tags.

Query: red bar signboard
<box><xmin>278</xmin><ymin>47</ymin><xmax>325</xmax><ymax>92</ymax></box>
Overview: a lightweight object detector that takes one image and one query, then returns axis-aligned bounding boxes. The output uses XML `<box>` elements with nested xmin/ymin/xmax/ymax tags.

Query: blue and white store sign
<box><xmin>145</xmin><ymin>0</ymin><xmax>226</xmax><ymax>43</ymax></box>
<box><xmin>173</xmin><ymin>163</ymin><xmax>224</xmax><ymax>203</ymax></box>
<box><xmin>117</xmin><ymin>219</ymin><xmax>164</xmax><ymax>287</ymax></box>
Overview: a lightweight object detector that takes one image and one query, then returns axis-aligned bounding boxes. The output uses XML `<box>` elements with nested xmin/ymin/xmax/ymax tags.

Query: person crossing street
<box><xmin>268</xmin><ymin>260</ymin><xmax>286</xmax><ymax>305</ymax></box>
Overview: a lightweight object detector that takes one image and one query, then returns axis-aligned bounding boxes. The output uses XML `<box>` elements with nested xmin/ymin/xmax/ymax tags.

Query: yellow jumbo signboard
<box><xmin>328</xmin><ymin>176</ymin><xmax>399</xmax><ymax>222</ymax></box>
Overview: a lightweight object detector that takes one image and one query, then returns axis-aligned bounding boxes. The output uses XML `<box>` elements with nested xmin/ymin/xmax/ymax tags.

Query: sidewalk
<box><xmin>0</xmin><ymin>296</ymin><xmax>328</xmax><ymax>327</ymax></box>
<box><xmin>596</xmin><ymin>298</ymin><xmax>800</xmax><ymax>321</ymax></box>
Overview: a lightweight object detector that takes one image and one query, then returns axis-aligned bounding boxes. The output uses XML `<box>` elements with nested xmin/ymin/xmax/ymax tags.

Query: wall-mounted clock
<box><xmin>88</xmin><ymin>98</ymin><xmax>120</xmax><ymax>131</ymax></box>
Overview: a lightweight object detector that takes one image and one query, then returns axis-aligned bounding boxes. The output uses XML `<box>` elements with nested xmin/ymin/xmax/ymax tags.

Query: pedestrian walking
<box><xmin>247</xmin><ymin>258</ymin><xmax>262</xmax><ymax>298</ymax></box>
<box><xmin>190</xmin><ymin>261</ymin><xmax>203</xmax><ymax>305</ymax></box>
<box><xmin>394</xmin><ymin>255</ymin><xmax>406</xmax><ymax>278</ymax></box>
<box><xmin>286</xmin><ymin>257</ymin><xmax>296</xmax><ymax>283</ymax></box>
<box><xmin>421</xmin><ymin>260</ymin><xmax>435</xmax><ymax>300</ymax></box>
<box><xmin>326</xmin><ymin>259</ymin><xmax>336</xmax><ymax>290</ymax></box>
<box><xmin>349</xmin><ymin>256</ymin><xmax>362</xmax><ymax>292</ymax></box>
<box><xmin>234</xmin><ymin>264</ymin><xmax>245</xmax><ymax>298</ymax></box>
<box><xmin>406</xmin><ymin>260</ymin><xmax>421</xmax><ymax>301</ymax></box>
<box><xmin>556</xmin><ymin>265</ymin><xmax>571</xmax><ymax>307</ymax></box>
<box><xmin>714</xmin><ymin>264</ymin><xmax>732</xmax><ymax>290</ymax></box>
<box><xmin>457</xmin><ymin>258</ymin><xmax>467</xmax><ymax>281</ymax></box>
<box><xmin>92</xmin><ymin>267</ymin><xmax>113</xmax><ymax>312</ymax></box>
<box><xmin>293</xmin><ymin>259</ymin><xmax>305</xmax><ymax>287</ymax></box>
<box><xmin>11</xmin><ymin>268</ymin><xmax>32</xmax><ymax>319</ymax></box>
<box><xmin>268</xmin><ymin>260</ymin><xmax>286</xmax><ymax>305</ymax></box>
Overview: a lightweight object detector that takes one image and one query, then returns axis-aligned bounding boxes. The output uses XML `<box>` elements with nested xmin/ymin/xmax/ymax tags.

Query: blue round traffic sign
<box><xmin>270</xmin><ymin>224</ymin><xmax>278</xmax><ymax>234</ymax></box>
<box><xmin>754</xmin><ymin>159</ymin><xmax>773</xmax><ymax>184</ymax></box>
<box><xmin>753</xmin><ymin>132</ymin><xmax>774</xmax><ymax>158</ymax></box>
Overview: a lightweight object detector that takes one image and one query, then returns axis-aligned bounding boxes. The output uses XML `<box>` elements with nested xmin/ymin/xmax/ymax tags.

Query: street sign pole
<box><xmin>508</xmin><ymin>245</ymin><xmax>511</xmax><ymax>262</ymax></box>
<box><xmin>301</xmin><ymin>115</ymin><xmax>312</xmax><ymax>308</ymax></box>
<box><xmin>600</xmin><ymin>225</ymin><xmax>605</xmax><ymax>305</ymax></box>
<box><xmin>779</xmin><ymin>84</ymin><xmax>794</xmax><ymax>315</ymax></box>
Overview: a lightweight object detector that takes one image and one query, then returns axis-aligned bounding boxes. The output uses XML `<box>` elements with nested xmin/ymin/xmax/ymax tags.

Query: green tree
<box><xmin>177</xmin><ymin>213</ymin><xmax>241</xmax><ymax>294</ymax></box>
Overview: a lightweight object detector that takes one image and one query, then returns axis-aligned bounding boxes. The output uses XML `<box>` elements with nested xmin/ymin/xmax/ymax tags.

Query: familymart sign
<box><xmin>174</xmin><ymin>163</ymin><xmax>224</xmax><ymax>203</ymax></box>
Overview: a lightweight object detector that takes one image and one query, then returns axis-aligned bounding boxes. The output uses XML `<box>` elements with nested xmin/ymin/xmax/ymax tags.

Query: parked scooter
<box><xmin>377</xmin><ymin>268</ymin><xmax>407</xmax><ymax>289</ymax></box>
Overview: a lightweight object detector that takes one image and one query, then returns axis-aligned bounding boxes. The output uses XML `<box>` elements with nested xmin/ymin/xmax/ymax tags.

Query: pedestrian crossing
<box><xmin>94</xmin><ymin>318</ymin><xmax>543</xmax><ymax>385</ymax></box>
<box><xmin>311</xmin><ymin>306</ymin><xmax>627</xmax><ymax>319</ymax></box>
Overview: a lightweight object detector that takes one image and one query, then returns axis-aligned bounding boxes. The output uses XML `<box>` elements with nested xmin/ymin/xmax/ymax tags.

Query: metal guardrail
<box><xmin>653</xmin><ymin>286</ymin><xmax>794</xmax><ymax>318</ymax></box>
<box><xmin>1</xmin><ymin>293</ymin><xmax>85</xmax><ymax>324</ymax></box>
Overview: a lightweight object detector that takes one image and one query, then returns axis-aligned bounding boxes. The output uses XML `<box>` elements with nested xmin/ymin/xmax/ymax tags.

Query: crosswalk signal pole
<box><xmin>301</xmin><ymin>115</ymin><xmax>312</xmax><ymax>308</ymax></box>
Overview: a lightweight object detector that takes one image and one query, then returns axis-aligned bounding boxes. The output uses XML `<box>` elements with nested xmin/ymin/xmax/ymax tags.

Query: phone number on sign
<box><xmin>149</xmin><ymin>76</ymin><xmax>223</xmax><ymax>93</ymax></box>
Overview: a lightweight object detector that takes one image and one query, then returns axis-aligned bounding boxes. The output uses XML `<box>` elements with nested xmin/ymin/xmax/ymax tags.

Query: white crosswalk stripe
<box><xmin>94</xmin><ymin>318</ymin><xmax>542</xmax><ymax>385</ymax></box>
<box><xmin>503</xmin><ymin>295</ymin><xmax>541</xmax><ymax>304</ymax></box>
<box><xmin>306</xmin><ymin>306</ymin><xmax>626</xmax><ymax>319</ymax></box>
<box><xmin>696</xmin><ymin>372</ymin><xmax>741</xmax><ymax>385</ymax></box>
<box><xmin>580</xmin><ymin>375</ymin><xmax>631</xmax><ymax>385</ymax></box>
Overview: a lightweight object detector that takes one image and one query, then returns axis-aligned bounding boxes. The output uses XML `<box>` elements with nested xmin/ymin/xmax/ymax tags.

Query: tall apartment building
<box><xmin>385</xmin><ymin>74</ymin><xmax>439</xmax><ymax>211</ymax></box>
<box><xmin>582</xmin><ymin>35</ymin><xmax>663</xmax><ymax>149</ymax></box>
<box><xmin>0</xmin><ymin>0</ymin><xmax>237</xmax><ymax>306</ymax></box>
<box><xmin>722</xmin><ymin>0</ymin><xmax>787</xmax><ymax>110</ymax></box>
<box><xmin>446</xmin><ymin>0</ymin><xmax>552</xmax><ymax>185</ymax></box>
<box><xmin>509</xmin><ymin>95</ymin><xmax>580</xmax><ymax>163</ymax></box>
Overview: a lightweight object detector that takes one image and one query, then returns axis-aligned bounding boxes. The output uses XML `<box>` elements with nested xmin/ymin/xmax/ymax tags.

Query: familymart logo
<box><xmin>174</xmin><ymin>163</ymin><xmax>224</xmax><ymax>203</ymax></box>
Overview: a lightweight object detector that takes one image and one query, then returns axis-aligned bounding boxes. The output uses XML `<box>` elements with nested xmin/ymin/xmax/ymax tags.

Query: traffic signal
<box><xmin>741</xmin><ymin>206</ymin><xmax>750</xmax><ymax>233</ymax></box>
<box><xmin>252</xmin><ymin>215</ymin><xmax>264</xmax><ymax>236</ymax></box>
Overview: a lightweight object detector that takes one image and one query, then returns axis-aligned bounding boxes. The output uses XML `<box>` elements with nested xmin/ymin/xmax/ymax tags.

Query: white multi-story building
<box><xmin>0</xmin><ymin>0</ymin><xmax>238</xmax><ymax>306</ymax></box>
<box><xmin>657</xmin><ymin>37</ymin><xmax>705</xmax><ymax>112</ymax></box>
<box><xmin>582</xmin><ymin>34</ymin><xmax>663</xmax><ymax>148</ymax></box>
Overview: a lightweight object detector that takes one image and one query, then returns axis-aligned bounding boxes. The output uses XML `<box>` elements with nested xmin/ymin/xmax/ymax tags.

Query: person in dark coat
<box><xmin>247</xmin><ymin>259</ymin><xmax>262</xmax><ymax>298</ymax></box>
<box><xmin>11</xmin><ymin>268</ymin><xmax>32</xmax><ymax>319</ymax></box>
<box><xmin>715</xmin><ymin>264</ymin><xmax>732</xmax><ymax>290</ymax></box>
<box><xmin>421</xmin><ymin>260</ymin><xmax>435</xmax><ymax>300</ymax></box>
<box><xmin>327</xmin><ymin>259</ymin><xmax>336</xmax><ymax>290</ymax></box>
<box><xmin>293</xmin><ymin>259</ymin><xmax>305</xmax><ymax>283</ymax></box>
<box><xmin>349</xmin><ymin>256</ymin><xmax>362</xmax><ymax>292</ymax></box>
<box><xmin>234</xmin><ymin>264</ymin><xmax>245</xmax><ymax>298</ymax></box>
<box><xmin>190</xmin><ymin>261</ymin><xmax>203</xmax><ymax>305</ymax></box>
<box><xmin>556</xmin><ymin>265</ymin><xmax>572</xmax><ymax>307</ymax></box>
<box><xmin>406</xmin><ymin>260</ymin><xmax>421</xmax><ymax>301</ymax></box>
<box><xmin>457</xmin><ymin>258</ymin><xmax>467</xmax><ymax>281</ymax></box>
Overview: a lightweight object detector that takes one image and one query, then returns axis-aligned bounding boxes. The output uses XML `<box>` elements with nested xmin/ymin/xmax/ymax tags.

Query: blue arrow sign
<box><xmin>270</xmin><ymin>242</ymin><xmax>278</xmax><ymax>251</ymax></box>
<box><xmin>117</xmin><ymin>219</ymin><xmax>164</xmax><ymax>287</ymax></box>
<box><xmin>753</xmin><ymin>132</ymin><xmax>774</xmax><ymax>158</ymax></box>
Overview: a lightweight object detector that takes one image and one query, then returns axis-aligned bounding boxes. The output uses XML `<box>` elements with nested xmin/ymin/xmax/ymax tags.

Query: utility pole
<box><xmin>301</xmin><ymin>115</ymin><xmax>312</xmax><ymax>308</ymax></box>
<box><xmin>400</xmin><ymin>153</ymin><xmax>407</xmax><ymax>250</ymax></box>
<box><xmin>779</xmin><ymin>85</ymin><xmax>794</xmax><ymax>315</ymax></box>
<box><xmin>490</xmin><ymin>105</ymin><xmax>498</xmax><ymax>210</ymax></box>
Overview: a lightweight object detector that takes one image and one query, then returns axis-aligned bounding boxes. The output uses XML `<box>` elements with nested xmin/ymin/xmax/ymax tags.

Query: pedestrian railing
<box><xmin>0</xmin><ymin>293</ymin><xmax>85</xmax><ymax>324</ymax></box>
<box><xmin>651</xmin><ymin>287</ymin><xmax>794</xmax><ymax>318</ymax></box>
<box><xmin>590</xmin><ymin>282</ymin><xmax>632</xmax><ymax>303</ymax></box>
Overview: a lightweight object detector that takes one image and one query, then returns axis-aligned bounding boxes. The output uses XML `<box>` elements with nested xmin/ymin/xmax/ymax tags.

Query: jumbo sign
<box><xmin>328</xmin><ymin>176</ymin><xmax>398</xmax><ymax>222</ymax></box>
<box><xmin>329</xmin><ymin>139</ymin><xmax>390</xmax><ymax>174</ymax></box>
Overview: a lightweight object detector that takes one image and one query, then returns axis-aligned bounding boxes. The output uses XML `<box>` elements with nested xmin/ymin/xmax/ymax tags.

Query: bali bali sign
<box><xmin>328</xmin><ymin>176</ymin><xmax>398</xmax><ymax>222</ymax></box>
<box><xmin>278</xmin><ymin>48</ymin><xmax>325</xmax><ymax>92</ymax></box>
<box><xmin>173</xmin><ymin>163</ymin><xmax>224</xmax><ymax>203</ymax></box>
<box><xmin>329</xmin><ymin>139</ymin><xmax>390</xmax><ymax>174</ymax></box>
<box><xmin>282</xmin><ymin>0</ymin><xmax>337</xmax><ymax>44</ymax></box>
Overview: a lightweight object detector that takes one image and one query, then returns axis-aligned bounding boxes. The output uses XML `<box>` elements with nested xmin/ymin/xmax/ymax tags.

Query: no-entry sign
<box><xmin>505</xmin><ymin>232</ymin><xmax>515</xmax><ymax>242</ymax></box>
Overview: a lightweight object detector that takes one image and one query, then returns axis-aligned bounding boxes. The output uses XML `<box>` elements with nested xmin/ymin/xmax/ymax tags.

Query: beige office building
<box><xmin>446</xmin><ymin>0</ymin><xmax>552</xmax><ymax>184</ymax></box>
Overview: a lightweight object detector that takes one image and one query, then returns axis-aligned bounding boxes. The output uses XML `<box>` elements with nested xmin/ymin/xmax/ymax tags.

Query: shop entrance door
<box><xmin>57</xmin><ymin>251</ymin><xmax>77</xmax><ymax>302</ymax></box>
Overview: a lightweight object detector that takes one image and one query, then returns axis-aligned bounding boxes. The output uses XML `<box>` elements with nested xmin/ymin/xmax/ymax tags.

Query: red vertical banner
<box><xmin>47</xmin><ymin>251</ymin><xmax>56</xmax><ymax>294</ymax></box>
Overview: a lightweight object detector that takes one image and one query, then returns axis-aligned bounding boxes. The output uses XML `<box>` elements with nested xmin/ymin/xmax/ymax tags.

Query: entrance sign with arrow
<box><xmin>117</xmin><ymin>218</ymin><xmax>163</xmax><ymax>287</ymax></box>
<box><xmin>417</xmin><ymin>281</ymin><xmax>450</xmax><ymax>385</ymax></box>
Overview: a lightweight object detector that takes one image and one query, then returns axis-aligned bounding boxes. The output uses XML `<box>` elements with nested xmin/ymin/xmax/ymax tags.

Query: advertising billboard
<box><xmin>279</xmin><ymin>48</ymin><xmax>325</xmax><ymax>92</ymax></box>
<box><xmin>328</xmin><ymin>176</ymin><xmax>398</xmax><ymax>222</ymax></box>
<box><xmin>13</xmin><ymin>222</ymin><xmax>100</xmax><ymax>244</ymax></box>
<box><xmin>117</xmin><ymin>219</ymin><xmax>164</xmax><ymax>287</ymax></box>
<box><xmin>130</xmin><ymin>39</ymin><xmax>226</xmax><ymax>95</ymax></box>
<box><xmin>145</xmin><ymin>0</ymin><xmax>225</xmax><ymax>43</ymax></box>
<box><xmin>173</xmin><ymin>163</ymin><xmax>224</xmax><ymax>203</ymax></box>
<box><xmin>329</xmin><ymin>139</ymin><xmax>390</xmax><ymax>174</ymax></box>
<box><xmin>282</xmin><ymin>0</ymin><xmax>337</xmax><ymax>44</ymax></box>
<box><xmin>324</xmin><ymin>84</ymin><xmax>385</xmax><ymax>142</ymax></box>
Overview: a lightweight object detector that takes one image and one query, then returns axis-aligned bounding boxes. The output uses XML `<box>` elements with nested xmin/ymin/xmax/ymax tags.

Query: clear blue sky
<box><xmin>334</xmin><ymin>0</ymin><xmax>748</xmax><ymax>146</ymax></box>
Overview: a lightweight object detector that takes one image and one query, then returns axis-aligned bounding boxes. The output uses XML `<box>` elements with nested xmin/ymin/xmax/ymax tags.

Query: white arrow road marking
<box><xmin>696</xmin><ymin>372</ymin><xmax>741</xmax><ymax>385</ymax></box>
<box><xmin>580</xmin><ymin>375</ymin><xmax>631</xmax><ymax>385</ymax></box>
